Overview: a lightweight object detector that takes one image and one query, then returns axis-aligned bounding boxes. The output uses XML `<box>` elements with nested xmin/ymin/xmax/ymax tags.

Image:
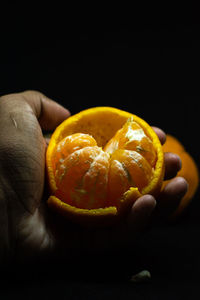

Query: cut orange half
<box><xmin>46</xmin><ymin>107</ymin><xmax>165</xmax><ymax>226</ymax></box>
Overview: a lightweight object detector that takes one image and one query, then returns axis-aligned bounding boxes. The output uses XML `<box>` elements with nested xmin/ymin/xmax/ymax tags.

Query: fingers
<box><xmin>151</xmin><ymin>126</ymin><xmax>186</xmax><ymax>220</ymax></box>
<box><xmin>126</xmin><ymin>195</ymin><xmax>156</xmax><ymax>230</ymax></box>
<box><xmin>164</xmin><ymin>152</ymin><xmax>182</xmax><ymax>180</ymax></box>
<box><xmin>152</xmin><ymin>127</ymin><xmax>166</xmax><ymax>145</ymax></box>
<box><xmin>154</xmin><ymin>177</ymin><xmax>188</xmax><ymax>220</ymax></box>
<box><xmin>127</xmin><ymin>176</ymin><xmax>188</xmax><ymax>228</ymax></box>
<box><xmin>85</xmin><ymin>195</ymin><xmax>157</xmax><ymax>252</ymax></box>
<box><xmin>152</xmin><ymin>126</ymin><xmax>182</xmax><ymax>180</ymax></box>
<box><xmin>162</xmin><ymin>177</ymin><xmax>188</xmax><ymax>200</ymax></box>
<box><xmin>21</xmin><ymin>90</ymin><xmax>71</xmax><ymax>131</ymax></box>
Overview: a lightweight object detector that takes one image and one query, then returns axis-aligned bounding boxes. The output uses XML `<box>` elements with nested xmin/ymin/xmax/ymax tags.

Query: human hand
<box><xmin>0</xmin><ymin>91</ymin><xmax>188</xmax><ymax>262</ymax></box>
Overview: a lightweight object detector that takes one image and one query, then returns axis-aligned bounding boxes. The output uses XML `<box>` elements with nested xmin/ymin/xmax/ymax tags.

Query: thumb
<box><xmin>0</xmin><ymin>91</ymin><xmax>70</xmax><ymax>214</ymax></box>
<box><xmin>21</xmin><ymin>90</ymin><xmax>71</xmax><ymax>131</ymax></box>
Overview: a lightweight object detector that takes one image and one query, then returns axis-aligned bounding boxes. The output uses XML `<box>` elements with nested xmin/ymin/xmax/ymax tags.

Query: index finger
<box><xmin>152</xmin><ymin>127</ymin><xmax>166</xmax><ymax>145</ymax></box>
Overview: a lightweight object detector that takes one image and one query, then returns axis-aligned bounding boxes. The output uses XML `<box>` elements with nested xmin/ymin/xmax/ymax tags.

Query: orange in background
<box><xmin>162</xmin><ymin>135</ymin><xmax>199</xmax><ymax>218</ymax></box>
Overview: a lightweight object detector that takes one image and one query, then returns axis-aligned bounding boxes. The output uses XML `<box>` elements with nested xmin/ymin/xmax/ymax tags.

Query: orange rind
<box><xmin>162</xmin><ymin>134</ymin><xmax>199</xmax><ymax>218</ymax></box>
<box><xmin>46</xmin><ymin>107</ymin><xmax>165</xmax><ymax>226</ymax></box>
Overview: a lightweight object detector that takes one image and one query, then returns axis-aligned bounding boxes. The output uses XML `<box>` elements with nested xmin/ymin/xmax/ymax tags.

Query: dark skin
<box><xmin>0</xmin><ymin>91</ymin><xmax>188</xmax><ymax>263</ymax></box>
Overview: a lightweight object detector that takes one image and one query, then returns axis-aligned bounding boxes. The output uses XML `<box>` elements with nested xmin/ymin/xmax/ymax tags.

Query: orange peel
<box><xmin>46</xmin><ymin>107</ymin><xmax>165</xmax><ymax>226</ymax></box>
<box><xmin>162</xmin><ymin>134</ymin><xmax>199</xmax><ymax>218</ymax></box>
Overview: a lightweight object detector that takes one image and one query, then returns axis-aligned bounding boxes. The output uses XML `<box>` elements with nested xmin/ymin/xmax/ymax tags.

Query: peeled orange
<box><xmin>46</xmin><ymin>107</ymin><xmax>165</xmax><ymax>226</ymax></box>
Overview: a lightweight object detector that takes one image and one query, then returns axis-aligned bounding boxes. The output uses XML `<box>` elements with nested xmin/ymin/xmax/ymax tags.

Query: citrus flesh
<box><xmin>46</xmin><ymin>107</ymin><xmax>164</xmax><ymax>225</ymax></box>
<box><xmin>52</xmin><ymin>117</ymin><xmax>156</xmax><ymax>210</ymax></box>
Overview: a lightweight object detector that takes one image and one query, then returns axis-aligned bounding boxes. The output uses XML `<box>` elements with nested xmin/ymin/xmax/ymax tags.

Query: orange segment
<box><xmin>107</xmin><ymin>149</ymin><xmax>153</xmax><ymax>207</ymax></box>
<box><xmin>104</xmin><ymin>118</ymin><xmax>156</xmax><ymax>166</ymax></box>
<box><xmin>55</xmin><ymin>146</ymin><xmax>110</xmax><ymax>209</ymax></box>
<box><xmin>107</xmin><ymin>158</ymin><xmax>131</xmax><ymax>208</ymax></box>
<box><xmin>52</xmin><ymin>133</ymin><xmax>97</xmax><ymax>171</ymax></box>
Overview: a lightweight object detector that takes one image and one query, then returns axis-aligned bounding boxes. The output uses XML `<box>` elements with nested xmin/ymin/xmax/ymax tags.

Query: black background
<box><xmin>0</xmin><ymin>8</ymin><xmax>200</xmax><ymax>299</ymax></box>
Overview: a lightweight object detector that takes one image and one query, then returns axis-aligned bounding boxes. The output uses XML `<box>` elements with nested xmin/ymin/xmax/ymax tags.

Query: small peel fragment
<box><xmin>130</xmin><ymin>270</ymin><xmax>151</xmax><ymax>283</ymax></box>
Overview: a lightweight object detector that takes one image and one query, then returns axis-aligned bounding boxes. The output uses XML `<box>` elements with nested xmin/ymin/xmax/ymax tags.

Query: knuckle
<box><xmin>22</xmin><ymin>90</ymin><xmax>45</xmax><ymax>100</ymax></box>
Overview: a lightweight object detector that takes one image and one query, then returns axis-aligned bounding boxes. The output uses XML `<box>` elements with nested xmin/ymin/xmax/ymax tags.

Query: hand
<box><xmin>0</xmin><ymin>91</ymin><xmax>188</xmax><ymax>263</ymax></box>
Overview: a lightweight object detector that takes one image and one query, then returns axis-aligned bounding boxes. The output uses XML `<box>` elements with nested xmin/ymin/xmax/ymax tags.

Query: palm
<box><xmin>0</xmin><ymin>118</ymin><xmax>50</xmax><ymax>260</ymax></box>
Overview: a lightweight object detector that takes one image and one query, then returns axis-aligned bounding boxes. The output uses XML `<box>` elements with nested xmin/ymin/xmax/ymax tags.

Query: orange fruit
<box><xmin>162</xmin><ymin>134</ymin><xmax>199</xmax><ymax>218</ymax></box>
<box><xmin>46</xmin><ymin>107</ymin><xmax>165</xmax><ymax>226</ymax></box>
